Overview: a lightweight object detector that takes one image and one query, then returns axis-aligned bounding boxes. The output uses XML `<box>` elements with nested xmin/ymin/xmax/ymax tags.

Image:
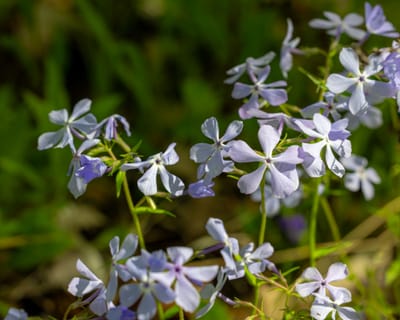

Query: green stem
<box><xmin>320</xmin><ymin>197</ymin><xmax>340</xmax><ymax>242</ymax></box>
<box><xmin>309</xmin><ymin>180</ymin><xmax>321</xmax><ymax>267</ymax></box>
<box><xmin>157</xmin><ymin>302</ymin><xmax>165</xmax><ymax>320</ymax></box>
<box><xmin>179</xmin><ymin>308</ymin><xmax>185</xmax><ymax>320</ymax></box>
<box><xmin>123</xmin><ymin>176</ymin><xmax>146</xmax><ymax>249</ymax></box>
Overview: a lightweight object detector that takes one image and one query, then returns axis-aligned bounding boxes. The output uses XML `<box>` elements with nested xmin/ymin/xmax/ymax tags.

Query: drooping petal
<box><xmin>162</xmin><ymin>143</ymin><xmax>180</xmax><ymax>165</ymax></box>
<box><xmin>137</xmin><ymin>165</ymin><xmax>158</xmax><ymax>195</ymax></box>
<box><xmin>325</xmin><ymin>145</ymin><xmax>345</xmax><ymax>177</ymax></box>
<box><xmin>159</xmin><ymin>166</ymin><xmax>185</xmax><ymax>196</ymax></box>
<box><xmin>175</xmin><ymin>276</ymin><xmax>200</xmax><ymax>312</ymax></box>
<box><xmin>201</xmin><ymin>117</ymin><xmax>219</xmax><ymax>142</ymax></box>
<box><xmin>237</xmin><ymin>165</ymin><xmax>267</xmax><ymax>194</ymax></box>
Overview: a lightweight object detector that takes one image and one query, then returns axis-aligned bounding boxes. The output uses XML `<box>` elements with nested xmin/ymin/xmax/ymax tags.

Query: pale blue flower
<box><xmin>327</xmin><ymin>48</ymin><xmax>394</xmax><ymax>115</ymax></box>
<box><xmin>224</xmin><ymin>51</ymin><xmax>275</xmax><ymax>84</ymax></box>
<box><xmin>75</xmin><ymin>155</ymin><xmax>108</xmax><ymax>184</ymax></box>
<box><xmin>238</xmin><ymin>242</ymin><xmax>277</xmax><ymax>276</ymax></box>
<box><xmin>309</xmin><ymin>11</ymin><xmax>366</xmax><ymax>41</ymax></box>
<box><xmin>95</xmin><ymin>114</ymin><xmax>131</xmax><ymax>140</ymax></box>
<box><xmin>341</xmin><ymin>155</ymin><xmax>380</xmax><ymax>200</ymax></box>
<box><xmin>280</xmin><ymin>18</ymin><xmax>303</xmax><ymax>78</ymax></box>
<box><xmin>5</xmin><ymin>308</ymin><xmax>28</xmax><ymax>320</ymax></box>
<box><xmin>301</xmin><ymin>92</ymin><xmax>344</xmax><ymax>121</ymax></box>
<box><xmin>68</xmin><ymin>259</ymin><xmax>114</xmax><ymax>316</ymax></box>
<box><xmin>190</xmin><ymin>117</ymin><xmax>243</xmax><ymax>181</ymax></box>
<box><xmin>232</xmin><ymin>66</ymin><xmax>288</xmax><ymax>119</ymax></box>
<box><xmin>364</xmin><ymin>2</ymin><xmax>399</xmax><ymax>39</ymax></box>
<box><xmin>295</xmin><ymin>113</ymin><xmax>351</xmax><ymax>178</ymax></box>
<box><xmin>229</xmin><ymin>125</ymin><xmax>302</xmax><ymax>198</ymax></box>
<box><xmin>38</xmin><ymin>99</ymin><xmax>97</xmax><ymax>151</ymax></box>
<box><xmin>121</xmin><ymin>143</ymin><xmax>185</xmax><ymax>196</ymax></box>
<box><xmin>295</xmin><ymin>262</ymin><xmax>351</xmax><ymax>301</ymax></box>
<box><xmin>121</xmin><ymin>255</ymin><xmax>175</xmax><ymax>320</ymax></box>
<box><xmin>311</xmin><ymin>292</ymin><xmax>360</xmax><ymax>320</ymax></box>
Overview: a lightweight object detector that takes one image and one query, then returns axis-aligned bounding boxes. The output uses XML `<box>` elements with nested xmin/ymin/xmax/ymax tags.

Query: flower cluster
<box><xmin>8</xmin><ymin>1</ymin><xmax>398</xmax><ymax>320</ymax></box>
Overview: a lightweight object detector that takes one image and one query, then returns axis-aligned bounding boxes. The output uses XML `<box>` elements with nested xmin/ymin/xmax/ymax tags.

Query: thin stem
<box><xmin>309</xmin><ymin>180</ymin><xmax>321</xmax><ymax>267</ymax></box>
<box><xmin>123</xmin><ymin>176</ymin><xmax>146</xmax><ymax>249</ymax></box>
<box><xmin>178</xmin><ymin>308</ymin><xmax>185</xmax><ymax>320</ymax></box>
<box><xmin>157</xmin><ymin>302</ymin><xmax>165</xmax><ymax>320</ymax></box>
<box><xmin>320</xmin><ymin>197</ymin><xmax>340</xmax><ymax>242</ymax></box>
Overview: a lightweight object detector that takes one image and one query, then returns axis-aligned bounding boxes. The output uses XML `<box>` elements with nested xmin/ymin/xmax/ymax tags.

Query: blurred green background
<box><xmin>0</xmin><ymin>0</ymin><xmax>399</xmax><ymax>319</ymax></box>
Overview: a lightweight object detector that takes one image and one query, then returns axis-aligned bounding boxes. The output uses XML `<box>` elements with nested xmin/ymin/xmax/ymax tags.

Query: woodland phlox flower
<box><xmin>364</xmin><ymin>2</ymin><xmax>399</xmax><ymax>39</ymax></box>
<box><xmin>229</xmin><ymin>124</ymin><xmax>302</xmax><ymax>198</ymax></box>
<box><xmin>37</xmin><ymin>98</ymin><xmax>97</xmax><ymax>151</ymax></box>
<box><xmin>296</xmin><ymin>113</ymin><xmax>351</xmax><ymax>178</ymax></box>
<box><xmin>121</xmin><ymin>143</ymin><xmax>185</xmax><ymax>196</ymax></box>
<box><xmin>341</xmin><ymin>155</ymin><xmax>381</xmax><ymax>200</ymax></box>
<box><xmin>327</xmin><ymin>47</ymin><xmax>394</xmax><ymax>115</ymax></box>
<box><xmin>280</xmin><ymin>18</ymin><xmax>303</xmax><ymax>78</ymax></box>
<box><xmin>309</xmin><ymin>11</ymin><xmax>366</xmax><ymax>41</ymax></box>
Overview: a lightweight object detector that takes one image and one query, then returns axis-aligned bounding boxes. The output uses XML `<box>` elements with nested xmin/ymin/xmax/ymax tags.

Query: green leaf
<box><xmin>115</xmin><ymin>170</ymin><xmax>126</xmax><ymax>198</ymax></box>
<box><xmin>133</xmin><ymin>207</ymin><xmax>175</xmax><ymax>217</ymax></box>
<box><xmin>315</xmin><ymin>241</ymin><xmax>352</xmax><ymax>259</ymax></box>
<box><xmin>386</xmin><ymin>258</ymin><xmax>400</xmax><ymax>285</ymax></box>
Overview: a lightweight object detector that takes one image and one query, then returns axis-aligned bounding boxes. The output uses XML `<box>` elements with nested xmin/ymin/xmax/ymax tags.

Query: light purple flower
<box><xmin>229</xmin><ymin>125</ymin><xmax>302</xmax><ymax>198</ymax></box>
<box><xmin>68</xmin><ymin>259</ymin><xmax>113</xmax><ymax>316</ymax></box>
<box><xmin>364</xmin><ymin>2</ymin><xmax>399</xmax><ymax>39</ymax></box>
<box><xmin>278</xmin><ymin>214</ymin><xmax>307</xmax><ymax>244</ymax></box>
<box><xmin>311</xmin><ymin>292</ymin><xmax>360</xmax><ymax>320</ymax></box>
<box><xmin>224</xmin><ymin>51</ymin><xmax>276</xmax><ymax>84</ymax></box>
<box><xmin>95</xmin><ymin>114</ymin><xmax>131</xmax><ymax>140</ymax></box>
<box><xmin>67</xmin><ymin>139</ymin><xmax>101</xmax><ymax>198</ymax></box>
<box><xmin>309</xmin><ymin>11</ymin><xmax>366</xmax><ymax>41</ymax></box>
<box><xmin>239</xmin><ymin>242</ymin><xmax>277</xmax><ymax>276</ymax></box>
<box><xmin>5</xmin><ymin>308</ymin><xmax>28</xmax><ymax>320</ymax></box>
<box><xmin>280</xmin><ymin>18</ymin><xmax>303</xmax><ymax>78</ymax></box>
<box><xmin>121</xmin><ymin>143</ymin><xmax>185</xmax><ymax>197</ymax></box>
<box><xmin>341</xmin><ymin>155</ymin><xmax>380</xmax><ymax>200</ymax></box>
<box><xmin>232</xmin><ymin>66</ymin><xmax>288</xmax><ymax>119</ymax></box>
<box><xmin>154</xmin><ymin>246</ymin><xmax>219</xmax><ymax>312</ymax></box>
<box><xmin>190</xmin><ymin>117</ymin><xmax>243</xmax><ymax>181</ymax></box>
<box><xmin>295</xmin><ymin>113</ymin><xmax>351</xmax><ymax>178</ymax></box>
<box><xmin>119</xmin><ymin>265</ymin><xmax>175</xmax><ymax>320</ymax></box>
<box><xmin>38</xmin><ymin>99</ymin><xmax>97</xmax><ymax>151</ymax></box>
<box><xmin>327</xmin><ymin>47</ymin><xmax>394</xmax><ymax>115</ymax></box>
<box><xmin>295</xmin><ymin>262</ymin><xmax>351</xmax><ymax>301</ymax></box>
<box><xmin>188</xmin><ymin>179</ymin><xmax>215</xmax><ymax>198</ymax></box>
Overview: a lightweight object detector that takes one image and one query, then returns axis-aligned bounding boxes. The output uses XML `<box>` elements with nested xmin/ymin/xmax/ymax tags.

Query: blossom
<box><xmin>238</xmin><ymin>242</ymin><xmax>277</xmax><ymax>276</ymax></box>
<box><xmin>295</xmin><ymin>113</ymin><xmax>351</xmax><ymax>178</ymax></box>
<box><xmin>224</xmin><ymin>51</ymin><xmax>275</xmax><ymax>84</ymax></box>
<box><xmin>156</xmin><ymin>246</ymin><xmax>219</xmax><ymax>312</ymax></box>
<box><xmin>205</xmin><ymin>218</ymin><xmax>241</xmax><ymax>279</ymax></box>
<box><xmin>5</xmin><ymin>308</ymin><xmax>28</xmax><ymax>320</ymax></box>
<box><xmin>280</xmin><ymin>18</ymin><xmax>303</xmax><ymax>78</ymax></box>
<box><xmin>68</xmin><ymin>259</ymin><xmax>113</xmax><ymax>316</ymax></box>
<box><xmin>95</xmin><ymin>114</ymin><xmax>131</xmax><ymax>140</ymax></box>
<box><xmin>67</xmin><ymin>139</ymin><xmax>102</xmax><ymax>198</ymax></box>
<box><xmin>364</xmin><ymin>2</ymin><xmax>399</xmax><ymax>39</ymax></box>
<box><xmin>37</xmin><ymin>98</ymin><xmax>97</xmax><ymax>151</ymax></box>
<box><xmin>311</xmin><ymin>292</ymin><xmax>360</xmax><ymax>320</ymax></box>
<box><xmin>121</xmin><ymin>143</ymin><xmax>185</xmax><ymax>196</ymax></box>
<box><xmin>295</xmin><ymin>262</ymin><xmax>351</xmax><ymax>301</ymax></box>
<box><xmin>341</xmin><ymin>155</ymin><xmax>381</xmax><ymax>200</ymax></box>
<box><xmin>327</xmin><ymin>47</ymin><xmax>394</xmax><ymax>115</ymax></box>
<box><xmin>120</xmin><ymin>255</ymin><xmax>175</xmax><ymax>320</ymax></box>
<box><xmin>187</xmin><ymin>179</ymin><xmax>215</xmax><ymax>198</ymax></box>
<box><xmin>309</xmin><ymin>11</ymin><xmax>366</xmax><ymax>41</ymax></box>
<box><xmin>190</xmin><ymin>117</ymin><xmax>243</xmax><ymax>181</ymax></box>
<box><xmin>106</xmin><ymin>306</ymin><xmax>136</xmax><ymax>320</ymax></box>
<box><xmin>229</xmin><ymin>125</ymin><xmax>302</xmax><ymax>198</ymax></box>
<box><xmin>232</xmin><ymin>66</ymin><xmax>288</xmax><ymax>119</ymax></box>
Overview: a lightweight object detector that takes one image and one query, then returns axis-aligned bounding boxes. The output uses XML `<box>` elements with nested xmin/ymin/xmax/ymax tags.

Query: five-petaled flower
<box><xmin>229</xmin><ymin>125</ymin><xmax>302</xmax><ymax>198</ymax></box>
<box><xmin>121</xmin><ymin>143</ymin><xmax>185</xmax><ymax>197</ymax></box>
